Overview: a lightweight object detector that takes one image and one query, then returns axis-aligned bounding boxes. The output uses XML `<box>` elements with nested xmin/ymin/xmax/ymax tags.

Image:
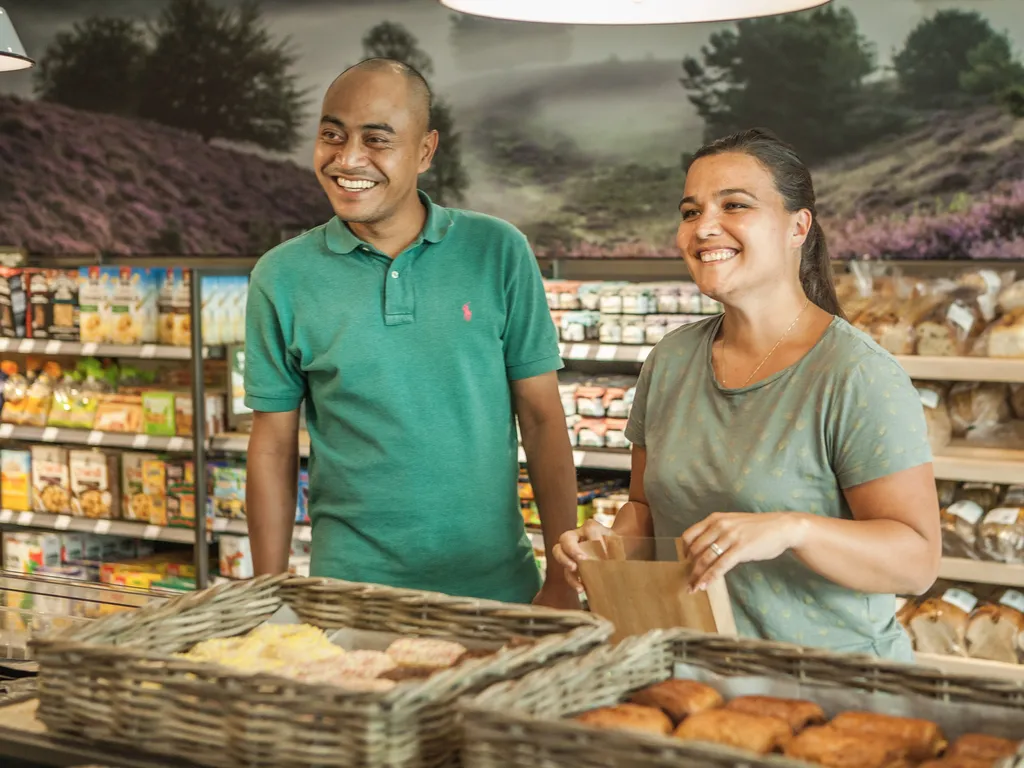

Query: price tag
<box><xmin>54</xmin><ymin>515</ymin><xmax>72</xmax><ymax>530</ymax></box>
<box><xmin>17</xmin><ymin>339</ymin><xmax>33</xmax><ymax>354</ymax></box>
<box><xmin>568</xmin><ymin>344</ymin><xmax>590</xmax><ymax>360</ymax></box>
<box><xmin>917</xmin><ymin>388</ymin><xmax>940</xmax><ymax>409</ymax></box>
<box><xmin>637</xmin><ymin>346</ymin><xmax>653</xmax><ymax>362</ymax></box>
<box><xmin>1000</xmin><ymin>589</ymin><xmax>1024</xmax><ymax>613</ymax></box>
<box><xmin>16</xmin><ymin>512</ymin><xmax>33</xmax><ymax>526</ymax></box>
<box><xmin>45</xmin><ymin>340</ymin><xmax>61</xmax><ymax>355</ymax></box>
<box><xmin>572</xmin><ymin>450</ymin><xmax>584</xmax><ymax>467</ymax></box>
<box><xmin>141</xmin><ymin>345</ymin><xmax>157</xmax><ymax>359</ymax></box>
<box><xmin>983</xmin><ymin>507</ymin><xmax>1022</xmax><ymax>526</ymax></box>
<box><xmin>0</xmin><ymin>423</ymin><xmax>13</xmax><ymax>439</ymax></box>
<box><xmin>213</xmin><ymin>518</ymin><xmax>229</xmax><ymax>532</ymax></box>
<box><xmin>947</xmin><ymin>303</ymin><xmax>975</xmax><ymax>334</ymax></box>
<box><xmin>942</xmin><ymin>587</ymin><xmax>978</xmax><ymax>614</ymax></box>
<box><xmin>94</xmin><ymin>520</ymin><xmax>111</xmax><ymax>535</ymax></box>
<box><xmin>41</xmin><ymin>427</ymin><xmax>58</xmax><ymax>443</ymax></box>
<box><xmin>0</xmin><ymin>510</ymin><xmax>11</xmax><ymax>523</ymax></box>
<box><xmin>596</xmin><ymin>345</ymin><xmax>618</xmax><ymax>361</ymax></box>
<box><xmin>132</xmin><ymin>434</ymin><xmax>149</xmax><ymax>449</ymax></box>
<box><xmin>297</xmin><ymin>526</ymin><xmax>312</xmax><ymax>542</ymax></box>
<box><xmin>81</xmin><ymin>343</ymin><xmax>98</xmax><ymax>356</ymax></box>
<box><xmin>87</xmin><ymin>431</ymin><xmax>104</xmax><ymax>446</ymax></box>
<box><xmin>143</xmin><ymin>525</ymin><xmax>161</xmax><ymax>540</ymax></box>
<box><xmin>947</xmin><ymin>501</ymin><xmax>984</xmax><ymax>524</ymax></box>
<box><xmin>168</xmin><ymin>437</ymin><xmax>187</xmax><ymax>451</ymax></box>
<box><xmin>0</xmin><ymin>339</ymin><xmax>7</xmax><ymax>352</ymax></box>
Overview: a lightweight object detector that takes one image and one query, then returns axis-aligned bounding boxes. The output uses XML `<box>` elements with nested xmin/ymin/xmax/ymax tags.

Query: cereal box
<box><xmin>78</xmin><ymin>266</ymin><xmax>112</xmax><ymax>343</ymax></box>
<box><xmin>49</xmin><ymin>269</ymin><xmax>80</xmax><ymax>341</ymax></box>
<box><xmin>142</xmin><ymin>391</ymin><xmax>176</xmax><ymax>436</ymax></box>
<box><xmin>30</xmin><ymin>446</ymin><xmax>70</xmax><ymax>515</ymax></box>
<box><xmin>142</xmin><ymin>458</ymin><xmax>168</xmax><ymax>526</ymax></box>
<box><xmin>166</xmin><ymin>460</ymin><xmax>195</xmax><ymax>528</ymax></box>
<box><xmin>109</xmin><ymin>267</ymin><xmax>158</xmax><ymax>345</ymax></box>
<box><xmin>121</xmin><ymin>452</ymin><xmax>159</xmax><ymax>522</ymax></box>
<box><xmin>0</xmin><ymin>448</ymin><xmax>31</xmax><ymax>511</ymax></box>
<box><xmin>69</xmin><ymin>449</ymin><xmax>120</xmax><ymax>519</ymax></box>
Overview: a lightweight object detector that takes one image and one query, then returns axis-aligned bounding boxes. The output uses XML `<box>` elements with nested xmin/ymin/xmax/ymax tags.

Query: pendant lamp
<box><xmin>0</xmin><ymin>7</ymin><xmax>32</xmax><ymax>71</ymax></box>
<box><xmin>438</xmin><ymin>0</ymin><xmax>831</xmax><ymax>25</ymax></box>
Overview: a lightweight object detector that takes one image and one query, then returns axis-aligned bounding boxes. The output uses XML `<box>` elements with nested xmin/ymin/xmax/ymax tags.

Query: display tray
<box><xmin>462</xmin><ymin>629</ymin><xmax>1024</xmax><ymax>768</ymax></box>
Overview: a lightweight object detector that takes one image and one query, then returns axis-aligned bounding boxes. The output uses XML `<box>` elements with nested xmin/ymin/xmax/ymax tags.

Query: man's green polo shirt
<box><xmin>244</xmin><ymin>192</ymin><xmax>562</xmax><ymax>603</ymax></box>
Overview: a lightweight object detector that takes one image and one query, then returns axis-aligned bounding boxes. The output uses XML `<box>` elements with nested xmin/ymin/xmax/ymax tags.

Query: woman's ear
<box><xmin>791</xmin><ymin>209</ymin><xmax>813</xmax><ymax>250</ymax></box>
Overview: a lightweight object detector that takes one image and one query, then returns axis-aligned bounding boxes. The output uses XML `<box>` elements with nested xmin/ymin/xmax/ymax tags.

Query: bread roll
<box><xmin>947</xmin><ymin>733</ymin><xmax>1020</xmax><ymax>762</ymax></box>
<box><xmin>829</xmin><ymin>711</ymin><xmax>947</xmax><ymax>760</ymax></box>
<box><xmin>965</xmin><ymin>590</ymin><xmax>1024</xmax><ymax>663</ymax></box>
<box><xmin>629</xmin><ymin>679</ymin><xmax>723</xmax><ymax>723</ymax></box>
<box><xmin>908</xmin><ymin>589</ymin><xmax>978</xmax><ymax>657</ymax></box>
<box><xmin>575</xmin><ymin>703</ymin><xmax>673</xmax><ymax>735</ymax></box>
<box><xmin>977</xmin><ymin>507</ymin><xmax>1024</xmax><ymax>564</ymax></box>
<box><xmin>723</xmin><ymin>696</ymin><xmax>826</xmax><ymax>732</ymax></box>
<box><xmin>784</xmin><ymin>725</ymin><xmax>912</xmax><ymax>768</ymax></box>
<box><xmin>673</xmin><ymin>708</ymin><xmax>791</xmax><ymax>754</ymax></box>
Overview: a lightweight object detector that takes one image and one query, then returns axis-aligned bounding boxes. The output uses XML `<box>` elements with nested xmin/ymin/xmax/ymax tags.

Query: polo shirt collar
<box><xmin>325</xmin><ymin>190</ymin><xmax>453</xmax><ymax>256</ymax></box>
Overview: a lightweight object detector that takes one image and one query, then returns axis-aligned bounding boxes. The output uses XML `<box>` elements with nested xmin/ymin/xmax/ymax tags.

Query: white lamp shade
<box><xmin>0</xmin><ymin>7</ymin><xmax>32</xmax><ymax>72</ymax></box>
<box><xmin>439</xmin><ymin>0</ymin><xmax>832</xmax><ymax>25</ymax></box>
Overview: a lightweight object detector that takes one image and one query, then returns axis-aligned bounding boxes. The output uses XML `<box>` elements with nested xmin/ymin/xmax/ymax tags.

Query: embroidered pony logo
<box><xmin>462</xmin><ymin>302</ymin><xmax>472</xmax><ymax>322</ymax></box>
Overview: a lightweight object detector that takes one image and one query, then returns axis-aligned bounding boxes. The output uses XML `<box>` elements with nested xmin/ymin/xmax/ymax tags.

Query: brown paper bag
<box><xmin>578</xmin><ymin>536</ymin><xmax>736</xmax><ymax>643</ymax></box>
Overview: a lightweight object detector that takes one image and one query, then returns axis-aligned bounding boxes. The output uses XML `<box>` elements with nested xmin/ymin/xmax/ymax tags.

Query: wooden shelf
<box><xmin>915</xmin><ymin>652</ymin><xmax>1024</xmax><ymax>681</ymax></box>
<box><xmin>932</xmin><ymin>443</ymin><xmax>1024</xmax><ymax>485</ymax></box>
<box><xmin>896</xmin><ymin>356</ymin><xmax>1024</xmax><ymax>383</ymax></box>
<box><xmin>938</xmin><ymin>558</ymin><xmax>1024</xmax><ymax>589</ymax></box>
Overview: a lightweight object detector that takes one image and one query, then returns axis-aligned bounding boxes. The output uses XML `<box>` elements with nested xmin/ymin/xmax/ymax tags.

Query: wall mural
<box><xmin>0</xmin><ymin>0</ymin><xmax>1021</xmax><ymax>260</ymax></box>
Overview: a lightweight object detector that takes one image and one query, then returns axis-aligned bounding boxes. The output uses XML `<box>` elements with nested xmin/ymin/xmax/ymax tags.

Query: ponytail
<box><xmin>800</xmin><ymin>219</ymin><xmax>845</xmax><ymax>319</ymax></box>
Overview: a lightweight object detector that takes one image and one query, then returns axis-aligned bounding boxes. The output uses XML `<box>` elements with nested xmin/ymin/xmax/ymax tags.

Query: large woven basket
<box><xmin>461</xmin><ymin>629</ymin><xmax>1024</xmax><ymax>768</ymax></box>
<box><xmin>30</xmin><ymin>574</ymin><xmax>611</xmax><ymax>768</ymax></box>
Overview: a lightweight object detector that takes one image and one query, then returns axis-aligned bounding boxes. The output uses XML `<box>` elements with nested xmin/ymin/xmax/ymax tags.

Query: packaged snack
<box><xmin>121</xmin><ymin>452</ymin><xmax>159</xmax><ymax>522</ymax></box>
<box><xmin>0</xmin><ymin>448</ymin><xmax>31</xmax><ymax>511</ymax></box>
<box><xmin>109</xmin><ymin>267</ymin><xmax>158</xmax><ymax>345</ymax></box>
<box><xmin>219</xmin><ymin>535</ymin><xmax>254</xmax><ymax>580</ymax></box>
<box><xmin>30</xmin><ymin>445</ymin><xmax>70</xmax><ymax>515</ymax></box>
<box><xmin>166</xmin><ymin>460</ymin><xmax>195</xmax><ymax>528</ymax></box>
<box><xmin>3</xmin><ymin>532</ymin><xmax>61</xmax><ymax>574</ymax></box>
<box><xmin>142</xmin><ymin>459</ymin><xmax>168</xmax><ymax>526</ymax></box>
<box><xmin>68</xmin><ymin>449</ymin><xmax>119</xmax><ymax>519</ymax></box>
<box><xmin>171</xmin><ymin>269</ymin><xmax>192</xmax><ymax>347</ymax></box>
<box><xmin>575</xmin><ymin>385</ymin><xmax>607</xmax><ymax>418</ymax></box>
<box><xmin>560</xmin><ymin>311</ymin><xmax>600</xmax><ymax>343</ymax></box>
<box><xmin>599</xmin><ymin>315</ymin><xmax>623</xmax><ymax>344</ymax></box>
<box><xmin>142</xmin><ymin>391</ymin><xmax>177</xmax><ymax>436</ymax></box>
<box><xmin>93</xmin><ymin>393</ymin><xmax>144</xmax><ymax>433</ymax></box>
<box><xmin>77</xmin><ymin>266</ymin><xmax>112</xmax><ymax>344</ymax></box>
<box><xmin>157</xmin><ymin>268</ymin><xmax>177</xmax><ymax>345</ymax></box>
<box><xmin>60</xmin><ymin>533</ymin><xmax>84</xmax><ymax>564</ymax></box>
<box><xmin>605</xmin><ymin>418</ymin><xmax>630</xmax><ymax>449</ymax></box>
<box><xmin>212</xmin><ymin>466</ymin><xmax>246</xmax><ymax>519</ymax></box>
<box><xmin>47</xmin><ymin>360</ymin><xmax>107</xmax><ymax>430</ymax></box>
<box><xmin>0</xmin><ymin>268</ymin><xmax>26</xmax><ymax>338</ymax></box>
<box><xmin>577</xmin><ymin>282</ymin><xmax>603</xmax><ymax>312</ymax></box>
<box><xmin>644</xmin><ymin>315</ymin><xmax>669</xmax><ymax>345</ymax></box>
<box><xmin>26</xmin><ymin>269</ymin><xmax>51</xmax><ymax>339</ymax></box>
<box><xmin>621</xmin><ymin>316</ymin><xmax>646</xmax><ymax>345</ymax></box>
<box><xmin>49</xmin><ymin>269</ymin><xmax>80</xmax><ymax>341</ymax></box>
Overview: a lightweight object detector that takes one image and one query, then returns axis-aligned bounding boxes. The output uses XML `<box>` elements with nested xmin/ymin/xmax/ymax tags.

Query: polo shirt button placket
<box><xmin>384</xmin><ymin>259</ymin><xmax>414</xmax><ymax>326</ymax></box>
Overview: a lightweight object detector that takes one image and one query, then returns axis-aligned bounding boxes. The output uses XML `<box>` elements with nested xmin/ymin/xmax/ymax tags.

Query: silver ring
<box><xmin>709</xmin><ymin>542</ymin><xmax>725</xmax><ymax>558</ymax></box>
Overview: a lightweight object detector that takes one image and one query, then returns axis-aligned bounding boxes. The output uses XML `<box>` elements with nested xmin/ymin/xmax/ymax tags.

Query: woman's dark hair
<box><xmin>688</xmin><ymin>128</ymin><xmax>844</xmax><ymax>319</ymax></box>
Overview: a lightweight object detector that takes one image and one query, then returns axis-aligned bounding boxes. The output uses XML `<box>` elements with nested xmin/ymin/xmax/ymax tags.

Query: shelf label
<box><xmin>297</xmin><ymin>526</ymin><xmax>312</xmax><ymax>542</ymax></box>
<box><xmin>132</xmin><ymin>434</ymin><xmax>149</xmax><ymax>449</ymax></box>
<box><xmin>94</xmin><ymin>520</ymin><xmax>112</xmax><ymax>535</ymax></box>
<box><xmin>637</xmin><ymin>346</ymin><xmax>653</xmax><ymax>362</ymax></box>
<box><xmin>81</xmin><ymin>343</ymin><xmax>98</xmax><ymax>356</ymax></box>
<box><xmin>947</xmin><ymin>501</ymin><xmax>984</xmax><ymax>525</ymax></box>
<box><xmin>41</xmin><ymin>427</ymin><xmax>58</xmax><ymax>443</ymax></box>
<box><xmin>17</xmin><ymin>339</ymin><xmax>33</xmax><ymax>354</ymax></box>
<box><xmin>572</xmin><ymin>450</ymin><xmax>584</xmax><ymax>466</ymax></box>
<box><xmin>213</xmin><ymin>518</ymin><xmax>229</xmax><ymax>532</ymax></box>
<box><xmin>0</xmin><ymin>510</ymin><xmax>11</xmax><ymax>523</ymax></box>
<box><xmin>917</xmin><ymin>387</ymin><xmax>940</xmax><ymax>409</ymax></box>
<box><xmin>983</xmin><ymin>507</ymin><xmax>1022</xmax><ymax>527</ymax></box>
<box><xmin>54</xmin><ymin>515</ymin><xmax>72</xmax><ymax>530</ymax></box>
<box><xmin>167</xmin><ymin>437</ymin><xmax>187</xmax><ymax>451</ymax></box>
<box><xmin>568</xmin><ymin>344</ymin><xmax>590</xmax><ymax>360</ymax></box>
<box><xmin>0</xmin><ymin>339</ymin><xmax>8</xmax><ymax>352</ymax></box>
<box><xmin>143</xmin><ymin>525</ymin><xmax>161</xmax><ymax>540</ymax></box>
<box><xmin>16</xmin><ymin>512</ymin><xmax>33</xmax><ymax>526</ymax></box>
<box><xmin>44</xmin><ymin>340</ymin><xmax>61</xmax><ymax>355</ymax></box>
<box><xmin>596</xmin><ymin>345</ymin><xmax>618</xmax><ymax>361</ymax></box>
<box><xmin>141</xmin><ymin>345</ymin><xmax>157</xmax><ymax>358</ymax></box>
<box><xmin>0</xmin><ymin>424</ymin><xmax>12</xmax><ymax>439</ymax></box>
<box><xmin>87</xmin><ymin>431</ymin><xmax>105</xmax><ymax>446</ymax></box>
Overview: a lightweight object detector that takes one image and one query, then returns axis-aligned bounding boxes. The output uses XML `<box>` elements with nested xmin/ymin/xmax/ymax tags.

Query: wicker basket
<box><xmin>461</xmin><ymin>629</ymin><xmax>1024</xmax><ymax>768</ymax></box>
<box><xmin>30</xmin><ymin>574</ymin><xmax>611</xmax><ymax>768</ymax></box>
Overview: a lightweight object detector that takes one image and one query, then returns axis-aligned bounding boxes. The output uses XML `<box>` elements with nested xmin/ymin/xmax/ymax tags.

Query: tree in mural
<box><xmin>679</xmin><ymin>7</ymin><xmax>877</xmax><ymax>163</ymax></box>
<box><xmin>137</xmin><ymin>0</ymin><xmax>308</xmax><ymax>151</ymax></box>
<box><xmin>894</xmin><ymin>11</ymin><xmax>1024</xmax><ymax>109</ymax></box>
<box><xmin>34</xmin><ymin>17</ymin><xmax>148</xmax><ymax>116</ymax></box>
<box><xmin>362</xmin><ymin>21</ymin><xmax>469</xmax><ymax>206</ymax></box>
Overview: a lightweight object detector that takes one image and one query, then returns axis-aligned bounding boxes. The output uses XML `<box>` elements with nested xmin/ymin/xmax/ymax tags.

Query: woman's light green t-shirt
<box><xmin>625</xmin><ymin>315</ymin><xmax>933</xmax><ymax>661</ymax></box>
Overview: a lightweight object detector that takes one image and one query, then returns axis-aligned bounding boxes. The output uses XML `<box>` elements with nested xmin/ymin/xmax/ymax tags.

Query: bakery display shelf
<box><xmin>916</xmin><ymin>652</ymin><xmax>1024</xmax><ymax>682</ymax></box>
<box><xmin>0</xmin><ymin>338</ymin><xmax>223</xmax><ymax>360</ymax></box>
<box><xmin>0</xmin><ymin>509</ymin><xmax>196</xmax><ymax>544</ymax></box>
<box><xmin>932</xmin><ymin>443</ymin><xmax>1024</xmax><ymax>484</ymax></box>
<box><xmin>896</xmin><ymin>355</ymin><xmax>1024</xmax><ymax>383</ymax></box>
<box><xmin>557</xmin><ymin>341</ymin><xmax>653</xmax><ymax>363</ymax></box>
<box><xmin>0</xmin><ymin>424</ymin><xmax>193</xmax><ymax>452</ymax></box>
<box><xmin>208</xmin><ymin>431</ymin><xmax>311</xmax><ymax>457</ymax></box>
<box><xmin>517</xmin><ymin>446</ymin><xmax>632</xmax><ymax>472</ymax></box>
<box><xmin>936</xmin><ymin>557</ymin><xmax>1024</xmax><ymax>588</ymax></box>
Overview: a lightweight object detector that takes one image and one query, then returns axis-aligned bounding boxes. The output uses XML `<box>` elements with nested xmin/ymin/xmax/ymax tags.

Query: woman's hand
<box><xmin>552</xmin><ymin>519</ymin><xmax>616</xmax><ymax>593</ymax></box>
<box><xmin>682</xmin><ymin>512</ymin><xmax>809</xmax><ymax>592</ymax></box>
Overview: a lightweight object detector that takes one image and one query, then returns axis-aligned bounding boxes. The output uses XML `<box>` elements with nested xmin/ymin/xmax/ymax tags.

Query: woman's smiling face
<box><xmin>677</xmin><ymin>151</ymin><xmax>808</xmax><ymax>304</ymax></box>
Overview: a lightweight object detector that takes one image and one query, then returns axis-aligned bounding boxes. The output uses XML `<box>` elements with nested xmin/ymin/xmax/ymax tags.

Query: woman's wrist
<box><xmin>784</xmin><ymin>512</ymin><xmax>814</xmax><ymax>552</ymax></box>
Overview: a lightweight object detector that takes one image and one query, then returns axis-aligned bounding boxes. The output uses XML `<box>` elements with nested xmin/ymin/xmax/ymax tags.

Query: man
<box><xmin>244</xmin><ymin>58</ymin><xmax>579</xmax><ymax>609</ymax></box>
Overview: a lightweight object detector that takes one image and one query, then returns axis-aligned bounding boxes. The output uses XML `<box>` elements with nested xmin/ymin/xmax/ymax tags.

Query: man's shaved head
<box><xmin>330</xmin><ymin>58</ymin><xmax>433</xmax><ymax>133</ymax></box>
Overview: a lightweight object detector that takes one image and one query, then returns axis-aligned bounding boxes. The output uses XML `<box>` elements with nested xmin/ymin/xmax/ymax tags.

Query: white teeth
<box><xmin>337</xmin><ymin>178</ymin><xmax>377</xmax><ymax>191</ymax></box>
<box><xmin>699</xmin><ymin>249</ymin><xmax>736</xmax><ymax>263</ymax></box>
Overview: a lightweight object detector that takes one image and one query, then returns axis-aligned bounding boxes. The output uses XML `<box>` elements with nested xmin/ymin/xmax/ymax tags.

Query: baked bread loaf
<box><xmin>987</xmin><ymin>308</ymin><xmax>1024</xmax><ymax>358</ymax></box>
<box><xmin>673</xmin><ymin>708</ymin><xmax>791</xmax><ymax>754</ymax></box>
<box><xmin>575</xmin><ymin>703</ymin><xmax>673</xmax><ymax>735</ymax></box>
<box><xmin>948</xmin><ymin>383</ymin><xmax>1011</xmax><ymax>438</ymax></box>
<box><xmin>629</xmin><ymin>679</ymin><xmax>723</xmax><ymax>723</ymax></box>
<box><xmin>908</xmin><ymin>588</ymin><xmax>979</xmax><ymax>657</ymax></box>
<box><xmin>722</xmin><ymin>695</ymin><xmax>826</xmax><ymax>732</ymax></box>
<box><xmin>964</xmin><ymin>590</ymin><xmax>1024</xmax><ymax>663</ymax></box>
<box><xmin>917</xmin><ymin>382</ymin><xmax>953</xmax><ymax>454</ymax></box>
<box><xmin>977</xmin><ymin>506</ymin><xmax>1024</xmax><ymax>564</ymax></box>
<box><xmin>784</xmin><ymin>725</ymin><xmax>912</xmax><ymax>768</ymax></box>
<box><xmin>829</xmin><ymin>711</ymin><xmax>947</xmax><ymax>761</ymax></box>
<box><xmin>947</xmin><ymin>733</ymin><xmax>1020</xmax><ymax>762</ymax></box>
<box><xmin>916</xmin><ymin>287</ymin><xmax>985</xmax><ymax>357</ymax></box>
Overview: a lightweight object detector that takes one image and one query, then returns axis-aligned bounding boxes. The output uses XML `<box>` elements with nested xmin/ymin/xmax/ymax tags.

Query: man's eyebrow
<box><xmin>679</xmin><ymin>188</ymin><xmax>758</xmax><ymax>208</ymax></box>
<box><xmin>319</xmin><ymin>115</ymin><xmax>396</xmax><ymax>134</ymax></box>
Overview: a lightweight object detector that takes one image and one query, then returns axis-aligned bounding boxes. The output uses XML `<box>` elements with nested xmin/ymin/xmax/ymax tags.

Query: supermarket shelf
<box><xmin>518</xmin><ymin>446</ymin><xmax>632</xmax><ymax>472</ymax></box>
<box><xmin>0</xmin><ymin>425</ymin><xmax>193</xmax><ymax>452</ymax></box>
<box><xmin>937</xmin><ymin>558</ymin><xmax>1024</xmax><ymax>589</ymax></box>
<box><xmin>209</xmin><ymin>431</ymin><xmax>310</xmax><ymax>457</ymax></box>
<box><xmin>932</xmin><ymin>443</ymin><xmax>1024</xmax><ymax>485</ymax></box>
<box><xmin>0</xmin><ymin>509</ymin><xmax>195</xmax><ymax>543</ymax></box>
<box><xmin>915</xmin><ymin>652</ymin><xmax>1024</xmax><ymax>682</ymax></box>
<box><xmin>558</xmin><ymin>342</ymin><xmax>653</xmax><ymax>363</ymax></box>
<box><xmin>897</xmin><ymin>356</ymin><xmax>1024</xmax><ymax>383</ymax></box>
<box><xmin>0</xmin><ymin>338</ymin><xmax>223</xmax><ymax>360</ymax></box>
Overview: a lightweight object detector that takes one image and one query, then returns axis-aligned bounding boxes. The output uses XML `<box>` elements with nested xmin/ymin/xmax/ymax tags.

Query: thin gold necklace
<box><xmin>722</xmin><ymin>298</ymin><xmax>811</xmax><ymax>388</ymax></box>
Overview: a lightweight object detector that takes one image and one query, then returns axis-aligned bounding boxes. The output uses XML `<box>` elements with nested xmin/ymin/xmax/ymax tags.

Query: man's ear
<box><xmin>419</xmin><ymin>130</ymin><xmax>440</xmax><ymax>173</ymax></box>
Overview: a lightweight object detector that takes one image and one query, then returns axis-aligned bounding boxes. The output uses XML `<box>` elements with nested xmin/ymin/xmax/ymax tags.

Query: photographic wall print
<box><xmin>0</xmin><ymin>0</ymin><xmax>1021</xmax><ymax>260</ymax></box>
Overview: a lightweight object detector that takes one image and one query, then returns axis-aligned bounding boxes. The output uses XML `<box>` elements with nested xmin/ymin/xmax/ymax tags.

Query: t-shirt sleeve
<box><xmin>625</xmin><ymin>352</ymin><xmax>655</xmax><ymax>448</ymax></box>
<box><xmin>502</xmin><ymin>231</ymin><xmax>563</xmax><ymax>381</ymax></box>
<box><xmin>829</xmin><ymin>354</ymin><xmax>933</xmax><ymax>489</ymax></box>
<box><xmin>243</xmin><ymin>277</ymin><xmax>306</xmax><ymax>413</ymax></box>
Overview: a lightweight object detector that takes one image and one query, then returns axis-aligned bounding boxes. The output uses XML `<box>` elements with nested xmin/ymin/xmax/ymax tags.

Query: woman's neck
<box><xmin>719</xmin><ymin>285</ymin><xmax>814</xmax><ymax>356</ymax></box>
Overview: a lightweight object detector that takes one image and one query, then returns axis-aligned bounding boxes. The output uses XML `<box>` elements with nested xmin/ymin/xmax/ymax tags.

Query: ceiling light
<box><xmin>0</xmin><ymin>7</ymin><xmax>32</xmax><ymax>72</ymax></box>
<box><xmin>439</xmin><ymin>0</ymin><xmax>832</xmax><ymax>25</ymax></box>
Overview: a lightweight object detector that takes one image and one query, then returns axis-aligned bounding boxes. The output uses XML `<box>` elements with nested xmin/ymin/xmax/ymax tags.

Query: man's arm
<box><xmin>247</xmin><ymin>409</ymin><xmax>301</xmax><ymax>575</ymax></box>
<box><xmin>512</xmin><ymin>371</ymin><xmax>580</xmax><ymax>609</ymax></box>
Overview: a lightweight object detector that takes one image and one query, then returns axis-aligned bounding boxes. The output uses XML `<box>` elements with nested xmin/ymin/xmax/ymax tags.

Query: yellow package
<box><xmin>0</xmin><ymin>449</ymin><xmax>31</xmax><ymax>511</ymax></box>
<box><xmin>141</xmin><ymin>459</ymin><xmax>167</xmax><ymax>526</ymax></box>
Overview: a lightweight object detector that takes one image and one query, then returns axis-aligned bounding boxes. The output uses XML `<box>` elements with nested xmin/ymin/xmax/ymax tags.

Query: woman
<box><xmin>554</xmin><ymin>128</ymin><xmax>940</xmax><ymax>661</ymax></box>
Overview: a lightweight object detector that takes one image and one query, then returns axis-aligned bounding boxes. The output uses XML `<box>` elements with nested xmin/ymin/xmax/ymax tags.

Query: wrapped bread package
<box><xmin>986</xmin><ymin>308</ymin><xmax>1024</xmax><ymax>358</ymax></box>
<box><xmin>917</xmin><ymin>383</ymin><xmax>952</xmax><ymax>454</ymax></box>
<box><xmin>908</xmin><ymin>586</ymin><xmax>981</xmax><ymax>657</ymax></box>
<box><xmin>948</xmin><ymin>383</ymin><xmax>1011</xmax><ymax>438</ymax></box>
<box><xmin>915</xmin><ymin>285</ymin><xmax>986</xmax><ymax>357</ymax></box>
<box><xmin>977</xmin><ymin>506</ymin><xmax>1024</xmax><ymax>564</ymax></box>
<box><xmin>940</xmin><ymin>483</ymin><xmax>998</xmax><ymax>559</ymax></box>
<box><xmin>964</xmin><ymin>589</ymin><xmax>1024</xmax><ymax>664</ymax></box>
<box><xmin>936</xmin><ymin>480</ymin><xmax>959</xmax><ymax>510</ymax></box>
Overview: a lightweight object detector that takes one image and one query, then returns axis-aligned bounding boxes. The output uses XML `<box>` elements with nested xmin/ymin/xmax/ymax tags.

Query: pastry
<box><xmin>785</xmin><ymin>725</ymin><xmax>913</xmax><ymax>768</ymax></box>
<box><xmin>829</xmin><ymin>711</ymin><xmax>947</xmax><ymax>761</ymax></box>
<box><xmin>629</xmin><ymin>679</ymin><xmax>724</xmax><ymax>723</ymax></box>
<box><xmin>386</xmin><ymin>638</ymin><xmax>467</xmax><ymax>670</ymax></box>
<box><xmin>574</xmin><ymin>704</ymin><xmax>673</xmax><ymax>736</ymax></box>
<box><xmin>947</xmin><ymin>733</ymin><xmax>1020</xmax><ymax>762</ymax></box>
<box><xmin>673</xmin><ymin>708</ymin><xmax>791</xmax><ymax>754</ymax></box>
<box><xmin>723</xmin><ymin>695</ymin><xmax>826</xmax><ymax>732</ymax></box>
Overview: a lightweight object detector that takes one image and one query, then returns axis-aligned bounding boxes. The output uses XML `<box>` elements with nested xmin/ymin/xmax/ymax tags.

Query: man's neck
<box><xmin>347</xmin><ymin>196</ymin><xmax>427</xmax><ymax>259</ymax></box>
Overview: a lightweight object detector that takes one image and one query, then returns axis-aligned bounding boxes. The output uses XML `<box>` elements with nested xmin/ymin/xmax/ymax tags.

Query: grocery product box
<box><xmin>296</xmin><ymin>469</ymin><xmax>309</xmax><ymax>523</ymax></box>
<box><xmin>49</xmin><ymin>269</ymin><xmax>80</xmax><ymax>341</ymax></box>
<box><xmin>212</xmin><ymin>466</ymin><xmax>246</xmax><ymax>519</ymax></box>
<box><xmin>0</xmin><ymin>448</ymin><xmax>31</xmax><ymax>511</ymax></box>
<box><xmin>77</xmin><ymin>266</ymin><xmax>112</xmax><ymax>344</ymax></box>
<box><xmin>0</xmin><ymin>268</ymin><xmax>26</xmax><ymax>338</ymax></box>
<box><xmin>26</xmin><ymin>269</ymin><xmax>51</xmax><ymax>339</ymax></box>
<box><xmin>219</xmin><ymin>534</ymin><xmax>253</xmax><ymax>580</ymax></box>
<box><xmin>166</xmin><ymin>460</ymin><xmax>195</xmax><ymax>528</ymax></box>
<box><xmin>68</xmin><ymin>449</ymin><xmax>120</xmax><ymax>519</ymax></box>
<box><xmin>60</xmin><ymin>533</ymin><xmax>84</xmax><ymax>564</ymax></box>
<box><xmin>142</xmin><ymin>391</ymin><xmax>176</xmax><ymax>436</ymax></box>
<box><xmin>121</xmin><ymin>452</ymin><xmax>159</xmax><ymax>522</ymax></box>
<box><xmin>142</xmin><ymin>458</ymin><xmax>168</xmax><ymax>526</ymax></box>
<box><xmin>30</xmin><ymin>445</ymin><xmax>70</xmax><ymax>514</ymax></box>
<box><xmin>109</xmin><ymin>267</ymin><xmax>158</xmax><ymax>345</ymax></box>
<box><xmin>3</xmin><ymin>532</ymin><xmax>61</xmax><ymax>574</ymax></box>
<box><xmin>93</xmin><ymin>393</ymin><xmax>143</xmax><ymax>433</ymax></box>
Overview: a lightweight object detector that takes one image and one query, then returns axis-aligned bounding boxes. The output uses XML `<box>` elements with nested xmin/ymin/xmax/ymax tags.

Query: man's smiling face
<box><xmin>313</xmin><ymin>66</ymin><xmax>436</xmax><ymax>225</ymax></box>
